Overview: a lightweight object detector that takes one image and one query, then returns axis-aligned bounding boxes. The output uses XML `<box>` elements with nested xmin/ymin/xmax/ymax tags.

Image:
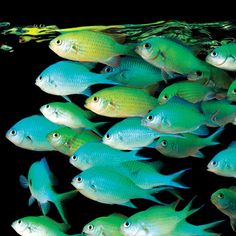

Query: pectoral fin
<box><xmin>19</xmin><ymin>175</ymin><xmax>29</xmax><ymax>188</ymax></box>
<box><xmin>39</xmin><ymin>201</ymin><xmax>51</xmax><ymax>215</ymax></box>
<box><xmin>230</xmin><ymin>218</ymin><xmax>236</xmax><ymax>232</ymax></box>
<box><xmin>28</xmin><ymin>196</ymin><xmax>36</xmax><ymax>206</ymax></box>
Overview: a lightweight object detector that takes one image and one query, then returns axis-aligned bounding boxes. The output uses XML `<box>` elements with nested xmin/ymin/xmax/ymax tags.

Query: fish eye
<box><xmin>232</xmin><ymin>89</ymin><xmax>236</xmax><ymax>94</ymax></box>
<box><xmin>211</xmin><ymin>51</ymin><xmax>218</xmax><ymax>57</ymax></box>
<box><xmin>93</xmin><ymin>96</ymin><xmax>99</xmax><ymax>102</ymax></box>
<box><xmin>212</xmin><ymin>161</ymin><xmax>217</xmax><ymax>167</ymax></box>
<box><xmin>71</xmin><ymin>155</ymin><xmax>77</xmax><ymax>161</ymax></box>
<box><xmin>76</xmin><ymin>177</ymin><xmax>82</xmax><ymax>183</ymax></box>
<box><xmin>45</xmin><ymin>104</ymin><xmax>50</xmax><ymax>109</ymax></box>
<box><xmin>88</xmin><ymin>224</ymin><xmax>94</xmax><ymax>231</ymax></box>
<box><xmin>105</xmin><ymin>133</ymin><xmax>111</xmax><ymax>139</ymax></box>
<box><xmin>196</xmin><ymin>70</ymin><xmax>202</xmax><ymax>77</ymax></box>
<box><xmin>147</xmin><ymin>115</ymin><xmax>153</xmax><ymax>121</ymax></box>
<box><xmin>143</xmin><ymin>43</ymin><xmax>151</xmax><ymax>49</ymax></box>
<box><xmin>56</xmin><ymin>39</ymin><xmax>62</xmax><ymax>45</ymax></box>
<box><xmin>38</xmin><ymin>76</ymin><xmax>43</xmax><ymax>81</ymax></box>
<box><xmin>17</xmin><ymin>220</ymin><xmax>22</xmax><ymax>224</ymax></box>
<box><xmin>53</xmin><ymin>133</ymin><xmax>59</xmax><ymax>138</ymax></box>
<box><xmin>218</xmin><ymin>193</ymin><xmax>224</xmax><ymax>199</ymax></box>
<box><xmin>161</xmin><ymin>140</ymin><xmax>167</xmax><ymax>146</ymax></box>
<box><xmin>104</xmin><ymin>66</ymin><xmax>113</xmax><ymax>73</ymax></box>
<box><xmin>124</xmin><ymin>221</ymin><xmax>131</xmax><ymax>228</ymax></box>
<box><xmin>163</xmin><ymin>95</ymin><xmax>168</xmax><ymax>100</ymax></box>
<box><xmin>10</xmin><ymin>130</ymin><xmax>17</xmax><ymax>136</ymax></box>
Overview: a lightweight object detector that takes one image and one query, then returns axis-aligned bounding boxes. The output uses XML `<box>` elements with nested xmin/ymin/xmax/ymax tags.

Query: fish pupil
<box><xmin>53</xmin><ymin>133</ymin><xmax>59</xmax><ymax>138</ymax></box>
<box><xmin>10</xmin><ymin>130</ymin><xmax>17</xmax><ymax>136</ymax></box>
<box><xmin>163</xmin><ymin>95</ymin><xmax>168</xmax><ymax>99</ymax></box>
<box><xmin>211</xmin><ymin>51</ymin><xmax>217</xmax><ymax>57</ymax></box>
<box><xmin>124</xmin><ymin>221</ymin><xmax>130</xmax><ymax>227</ymax></box>
<box><xmin>46</xmin><ymin>104</ymin><xmax>50</xmax><ymax>109</ymax></box>
<box><xmin>232</xmin><ymin>89</ymin><xmax>236</xmax><ymax>94</ymax></box>
<box><xmin>88</xmin><ymin>225</ymin><xmax>94</xmax><ymax>230</ymax></box>
<box><xmin>93</xmin><ymin>97</ymin><xmax>98</xmax><ymax>102</ymax></box>
<box><xmin>106</xmin><ymin>134</ymin><xmax>110</xmax><ymax>139</ymax></box>
<box><xmin>162</xmin><ymin>140</ymin><xmax>167</xmax><ymax>146</ymax></box>
<box><xmin>39</xmin><ymin>76</ymin><xmax>42</xmax><ymax>81</ymax></box>
<box><xmin>77</xmin><ymin>177</ymin><xmax>82</xmax><ymax>182</ymax></box>
<box><xmin>105</xmin><ymin>67</ymin><xmax>112</xmax><ymax>73</ymax></box>
<box><xmin>17</xmin><ymin>220</ymin><xmax>21</xmax><ymax>224</ymax></box>
<box><xmin>218</xmin><ymin>193</ymin><xmax>224</xmax><ymax>199</ymax></box>
<box><xmin>196</xmin><ymin>70</ymin><xmax>202</xmax><ymax>77</ymax></box>
<box><xmin>56</xmin><ymin>40</ymin><xmax>62</xmax><ymax>45</ymax></box>
<box><xmin>212</xmin><ymin>161</ymin><xmax>217</xmax><ymax>166</ymax></box>
<box><xmin>72</xmin><ymin>155</ymin><xmax>77</xmax><ymax>161</ymax></box>
<box><xmin>147</xmin><ymin>115</ymin><xmax>153</xmax><ymax>121</ymax></box>
<box><xmin>144</xmin><ymin>43</ymin><xmax>151</xmax><ymax>49</ymax></box>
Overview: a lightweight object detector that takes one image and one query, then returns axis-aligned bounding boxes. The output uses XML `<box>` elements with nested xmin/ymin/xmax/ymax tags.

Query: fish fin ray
<box><xmin>19</xmin><ymin>175</ymin><xmax>29</xmax><ymax>188</ymax></box>
<box><xmin>192</xmin><ymin>150</ymin><xmax>205</xmax><ymax>158</ymax></box>
<box><xmin>28</xmin><ymin>196</ymin><xmax>36</xmax><ymax>206</ymax></box>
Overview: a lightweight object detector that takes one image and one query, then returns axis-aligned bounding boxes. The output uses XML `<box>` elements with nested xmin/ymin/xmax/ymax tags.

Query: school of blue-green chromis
<box><xmin>5</xmin><ymin>21</ymin><xmax>236</xmax><ymax>235</ymax></box>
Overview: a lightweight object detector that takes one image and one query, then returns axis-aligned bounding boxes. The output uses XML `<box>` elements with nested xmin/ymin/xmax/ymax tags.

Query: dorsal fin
<box><xmin>101</xmin><ymin>31</ymin><xmax>126</xmax><ymax>44</ymax></box>
<box><xmin>229</xmin><ymin>141</ymin><xmax>236</xmax><ymax>149</ymax></box>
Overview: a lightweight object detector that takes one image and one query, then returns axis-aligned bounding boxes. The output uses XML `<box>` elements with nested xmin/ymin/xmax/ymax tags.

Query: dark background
<box><xmin>1</xmin><ymin>12</ymin><xmax>236</xmax><ymax>235</ymax></box>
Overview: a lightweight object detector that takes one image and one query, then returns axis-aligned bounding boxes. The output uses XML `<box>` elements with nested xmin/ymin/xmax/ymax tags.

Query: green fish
<box><xmin>150</xmin><ymin>128</ymin><xmax>223</xmax><ymax>158</ymax></box>
<box><xmin>206</xmin><ymin>42</ymin><xmax>236</xmax><ymax>71</ymax></box>
<box><xmin>49</xmin><ymin>30</ymin><xmax>135</xmax><ymax>66</ymax></box>
<box><xmin>102</xmin><ymin>117</ymin><xmax>174</xmax><ymax>150</ymax></box>
<box><xmin>47</xmin><ymin>127</ymin><xmax>100</xmax><ymax>156</ymax></box>
<box><xmin>19</xmin><ymin>158</ymin><xmax>77</xmax><ymax>224</ymax></box>
<box><xmin>85</xmin><ymin>86</ymin><xmax>157</xmax><ymax>118</ymax></box>
<box><xmin>142</xmin><ymin>97</ymin><xmax>215</xmax><ymax>134</ymax></box>
<box><xmin>207</xmin><ymin>142</ymin><xmax>236</xmax><ymax>178</ymax></box>
<box><xmin>82</xmin><ymin>213</ymin><xmax>127</xmax><ymax>236</ymax></box>
<box><xmin>71</xmin><ymin>166</ymin><xmax>169</xmax><ymax>208</ymax></box>
<box><xmin>69</xmin><ymin>142</ymin><xmax>149</xmax><ymax>171</ymax></box>
<box><xmin>201</xmin><ymin>99</ymin><xmax>236</xmax><ymax>127</ymax></box>
<box><xmin>11</xmin><ymin>216</ymin><xmax>82</xmax><ymax>236</ymax></box>
<box><xmin>40</xmin><ymin>102</ymin><xmax>106</xmax><ymax>136</ymax></box>
<box><xmin>227</xmin><ymin>80</ymin><xmax>236</xmax><ymax>102</ymax></box>
<box><xmin>100</xmin><ymin>56</ymin><xmax>165</xmax><ymax>89</ymax></box>
<box><xmin>120</xmin><ymin>198</ymin><xmax>201</xmax><ymax>236</ymax></box>
<box><xmin>157</xmin><ymin>81</ymin><xmax>217</xmax><ymax>104</ymax></box>
<box><xmin>211</xmin><ymin>186</ymin><xmax>236</xmax><ymax>231</ymax></box>
<box><xmin>5</xmin><ymin>115</ymin><xmax>62</xmax><ymax>151</ymax></box>
<box><xmin>135</xmin><ymin>36</ymin><xmax>211</xmax><ymax>81</ymax></box>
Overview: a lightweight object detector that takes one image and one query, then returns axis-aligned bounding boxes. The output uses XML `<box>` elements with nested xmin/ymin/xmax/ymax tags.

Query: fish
<box><xmin>135</xmin><ymin>36</ymin><xmax>211</xmax><ymax>81</ymax></box>
<box><xmin>11</xmin><ymin>216</ymin><xmax>82</xmax><ymax>236</ymax></box>
<box><xmin>102</xmin><ymin>117</ymin><xmax>176</xmax><ymax>150</ymax></box>
<box><xmin>142</xmin><ymin>97</ymin><xmax>216</xmax><ymax>134</ymax></box>
<box><xmin>49</xmin><ymin>30</ymin><xmax>135</xmax><ymax>66</ymax></box>
<box><xmin>120</xmin><ymin>198</ymin><xmax>201</xmax><ymax>236</ymax></box>
<box><xmin>6</xmin><ymin>115</ymin><xmax>62</xmax><ymax>151</ymax></box>
<box><xmin>157</xmin><ymin>80</ymin><xmax>217</xmax><ymax>104</ymax></box>
<box><xmin>100</xmin><ymin>56</ymin><xmax>165</xmax><ymax>89</ymax></box>
<box><xmin>206</xmin><ymin>42</ymin><xmax>236</xmax><ymax>71</ymax></box>
<box><xmin>201</xmin><ymin>99</ymin><xmax>236</xmax><ymax>127</ymax></box>
<box><xmin>19</xmin><ymin>158</ymin><xmax>77</xmax><ymax>224</ymax></box>
<box><xmin>47</xmin><ymin>127</ymin><xmax>100</xmax><ymax>156</ymax></box>
<box><xmin>71</xmin><ymin>166</ymin><xmax>169</xmax><ymax>208</ymax></box>
<box><xmin>211</xmin><ymin>186</ymin><xmax>236</xmax><ymax>231</ymax></box>
<box><xmin>69</xmin><ymin>141</ymin><xmax>149</xmax><ymax>171</ymax></box>
<box><xmin>150</xmin><ymin>127</ymin><xmax>223</xmax><ymax>158</ymax></box>
<box><xmin>227</xmin><ymin>80</ymin><xmax>236</xmax><ymax>102</ymax></box>
<box><xmin>207</xmin><ymin>141</ymin><xmax>236</xmax><ymax>178</ymax></box>
<box><xmin>35</xmin><ymin>60</ymin><xmax>119</xmax><ymax>99</ymax></box>
<box><xmin>82</xmin><ymin>213</ymin><xmax>127</xmax><ymax>236</ymax></box>
<box><xmin>40</xmin><ymin>102</ymin><xmax>105</xmax><ymax>136</ymax></box>
<box><xmin>84</xmin><ymin>86</ymin><xmax>157</xmax><ymax>118</ymax></box>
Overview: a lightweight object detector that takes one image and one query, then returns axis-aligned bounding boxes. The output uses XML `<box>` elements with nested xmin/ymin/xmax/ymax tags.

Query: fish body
<box><xmin>6</xmin><ymin>115</ymin><xmax>62</xmax><ymax>151</ymax></box>
<box><xmin>82</xmin><ymin>213</ymin><xmax>127</xmax><ymax>236</ymax></box>
<box><xmin>19</xmin><ymin>158</ymin><xmax>76</xmax><ymax>224</ymax></box>
<box><xmin>206</xmin><ymin>42</ymin><xmax>236</xmax><ymax>71</ymax></box>
<box><xmin>69</xmin><ymin>141</ymin><xmax>148</xmax><ymax>171</ymax></box>
<box><xmin>11</xmin><ymin>216</ymin><xmax>81</xmax><ymax>236</ymax></box>
<box><xmin>151</xmin><ymin>128</ymin><xmax>223</xmax><ymax>158</ymax></box>
<box><xmin>49</xmin><ymin>30</ymin><xmax>134</xmax><ymax>66</ymax></box>
<box><xmin>211</xmin><ymin>187</ymin><xmax>236</xmax><ymax>231</ymax></box>
<box><xmin>142</xmin><ymin>97</ymin><xmax>213</xmax><ymax>134</ymax></box>
<box><xmin>85</xmin><ymin>86</ymin><xmax>157</xmax><ymax>118</ymax></box>
<box><xmin>71</xmin><ymin>166</ymin><xmax>166</xmax><ymax>208</ymax></box>
<box><xmin>227</xmin><ymin>80</ymin><xmax>236</xmax><ymax>102</ymax></box>
<box><xmin>102</xmin><ymin>117</ymin><xmax>172</xmax><ymax>150</ymax></box>
<box><xmin>40</xmin><ymin>102</ymin><xmax>104</xmax><ymax>135</ymax></box>
<box><xmin>47</xmin><ymin>127</ymin><xmax>100</xmax><ymax>156</ymax></box>
<box><xmin>35</xmin><ymin>61</ymin><xmax>118</xmax><ymax>97</ymax></box>
<box><xmin>207</xmin><ymin>142</ymin><xmax>236</xmax><ymax>178</ymax></box>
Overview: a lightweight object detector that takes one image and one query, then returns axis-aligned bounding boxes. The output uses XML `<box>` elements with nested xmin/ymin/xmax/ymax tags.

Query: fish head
<box><xmin>70</xmin><ymin>151</ymin><xmax>91</xmax><ymax>171</ymax></box>
<box><xmin>47</xmin><ymin>130</ymin><xmax>62</xmax><ymax>146</ymax></box>
<box><xmin>206</xmin><ymin>47</ymin><xmax>229</xmax><ymax>69</ymax></box>
<box><xmin>142</xmin><ymin>111</ymin><xmax>162</xmax><ymax>131</ymax></box>
<box><xmin>71</xmin><ymin>174</ymin><xmax>86</xmax><ymax>190</ymax></box>
<box><xmin>35</xmin><ymin>70</ymin><xmax>57</xmax><ymax>93</ymax></box>
<box><xmin>207</xmin><ymin>156</ymin><xmax>232</xmax><ymax>176</ymax></box>
<box><xmin>211</xmin><ymin>189</ymin><xmax>232</xmax><ymax>211</ymax></box>
<box><xmin>102</xmin><ymin>131</ymin><xmax>117</xmax><ymax>148</ymax></box>
<box><xmin>11</xmin><ymin>218</ymin><xmax>32</xmax><ymax>235</ymax></box>
<box><xmin>82</xmin><ymin>222</ymin><xmax>101</xmax><ymax>236</ymax></box>
<box><xmin>227</xmin><ymin>80</ymin><xmax>236</xmax><ymax>102</ymax></box>
<box><xmin>40</xmin><ymin>103</ymin><xmax>57</xmax><ymax>119</ymax></box>
<box><xmin>120</xmin><ymin>219</ymin><xmax>147</xmax><ymax>236</ymax></box>
<box><xmin>84</xmin><ymin>94</ymin><xmax>108</xmax><ymax>114</ymax></box>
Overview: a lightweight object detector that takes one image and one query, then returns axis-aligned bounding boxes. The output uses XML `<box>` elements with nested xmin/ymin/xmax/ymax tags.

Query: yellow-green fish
<box><xmin>227</xmin><ymin>80</ymin><xmax>236</xmax><ymax>102</ymax></box>
<box><xmin>49</xmin><ymin>30</ymin><xmax>135</xmax><ymax>66</ymax></box>
<box><xmin>47</xmin><ymin>127</ymin><xmax>100</xmax><ymax>156</ymax></box>
<box><xmin>84</xmin><ymin>86</ymin><xmax>157</xmax><ymax>118</ymax></box>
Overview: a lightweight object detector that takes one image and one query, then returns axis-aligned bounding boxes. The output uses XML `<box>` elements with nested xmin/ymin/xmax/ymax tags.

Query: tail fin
<box><xmin>204</xmin><ymin>127</ymin><xmax>224</xmax><ymax>146</ymax></box>
<box><xmin>53</xmin><ymin>190</ymin><xmax>78</xmax><ymax>224</ymax></box>
<box><xmin>128</xmin><ymin>150</ymin><xmax>151</xmax><ymax>161</ymax></box>
<box><xmin>199</xmin><ymin>220</ymin><xmax>224</xmax><ymax>233</ymax></box>
<box><xmin>125</xmin><ymin>42</ymin><xmax>139</xmax><ymax>57</ymax></box>
<box><xmin>92</xmin><ymin>121</ymin><xmax>108</xmax><ymax>136</ymax></box>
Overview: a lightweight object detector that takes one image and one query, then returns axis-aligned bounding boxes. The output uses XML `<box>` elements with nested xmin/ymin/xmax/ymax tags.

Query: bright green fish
<box><xmin>11</xmin><ymin>216</ymin><xmax>82</xmax><ymax>236</ymax></box>
<box><xmin>135</xmin><ymin>36</ymin><xmax>211</xmax><ymax>81</ymax></box>
<box><xmin>71</xmin><ymin>166</ymin><xmax>169</xmax><ymax>208</ymax></box>
<box><xmin>142</xmin><ymin>97</ymin><xmax>215</xmax><ymax>134</ymax></box>
<box><xmin>157</xmin><ymin>81</ymin><xmax>217</xmax><ymax>104</ymax></box>
<box><xmin>102</xmin><ymin>117</ymin><xmax>174</xmax><ymax>150</ymax></box>
<box><xmin>49</xmin><ymin>30</ymin><xmax>135</xmax><ymax>66</ymax></box>
<box><xmin>5</xmin><ymin>115</ymin><xmax>62</xmax><ymax>151</ymax></box>
<box><xmin>85</xmin><ymin>86</ymin><xmax>157</xmax><ymax>118</ymax></box>
<box><xmin>47</xmin><ymin>127</ymin><xmax>100</xmax><ymax>156</ymax></box>
<box><xmin>206</xmin><ymin>42</ymin><xmax>236</xmax><ymax>71</ymax></box>
<box><xmin>227</xmin><ymin>80</ymin><xmax>236</xmax><ymax>102</ymax></box>
<box><xmin>211</xmin><ymin>186</ymin><xmax>236</xmax><ymax>232</ymax></box>
<box><xmin>69</xmin><ymin>142</ymin><xmax>148</xmax><ymax>171</ymax></box>
<box><xmin>82</xmin><ymin>213</ymin><xmax>127</xmax><ymax>236</ymax></box>
<box><xmin>120</xmin><ymin>198</ymin><xmax>200</xmax><ymax>236</ymax></box>
<box><xmin>100</xmin><ymin>56</ymin><xmax>165</xmax><ymax>89</ymax></box>
<box><xmin>40</xmin><ymin>102</ymin><xmax>105</xmax><ymax>136</ymax></box>
<box><xmin>150</xmin><ymin>128</ymin><xmax>223</xmax><ymax>158</ymax></box>
<box><xmin>207</xmin><ymin>142</ymin><xmax>236</xmax><ymax>178</ymax></box>
<box><xmin>19</xmin><ymin>158</ymin><xmax>77</xmax><ymax>224</ymax></box>
<box><xmin>201</xmin><ymin>99</ymin><xmax>236</xmax><ymax>127</ymax></box>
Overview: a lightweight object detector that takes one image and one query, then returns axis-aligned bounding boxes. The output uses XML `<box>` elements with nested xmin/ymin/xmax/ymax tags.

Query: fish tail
<box><xmin>197</xmin><ymin>220</ymin><xmax>224</xmax><ymax>233</ymax></box>
<box><xmin>204</xmin><ymin>127</ymin><xmax>224</xmax><ymax>146</ymax></box>
<box><xmin>129</xmin><ymin>150</ymin><xmax>151</xmax><ymax>161</ymax></box>
<box><xmin>91</xmin><ymin>121</ymin><xmax>108</xmax><ymax>136</ymax></box>
<box><xmin>53</xmin><ymin>190</ymin><xmax>78</xmax><ymax>224</ymax></box>
<box><xmin>167</xmin><ymin>168</ymin><xmax>191</xmax><ymax>189</ymax></box>
<box><xmin>124</xmin><ymin>42</ymin><xmax>139</xmax><ymax>57</ymax></box>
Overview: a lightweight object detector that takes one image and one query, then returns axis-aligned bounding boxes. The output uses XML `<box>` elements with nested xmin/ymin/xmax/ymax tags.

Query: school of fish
<box><xmin>5</xmin><ymin>20</ymin><xmax>236</xmax><ymax>235</ymax></box>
